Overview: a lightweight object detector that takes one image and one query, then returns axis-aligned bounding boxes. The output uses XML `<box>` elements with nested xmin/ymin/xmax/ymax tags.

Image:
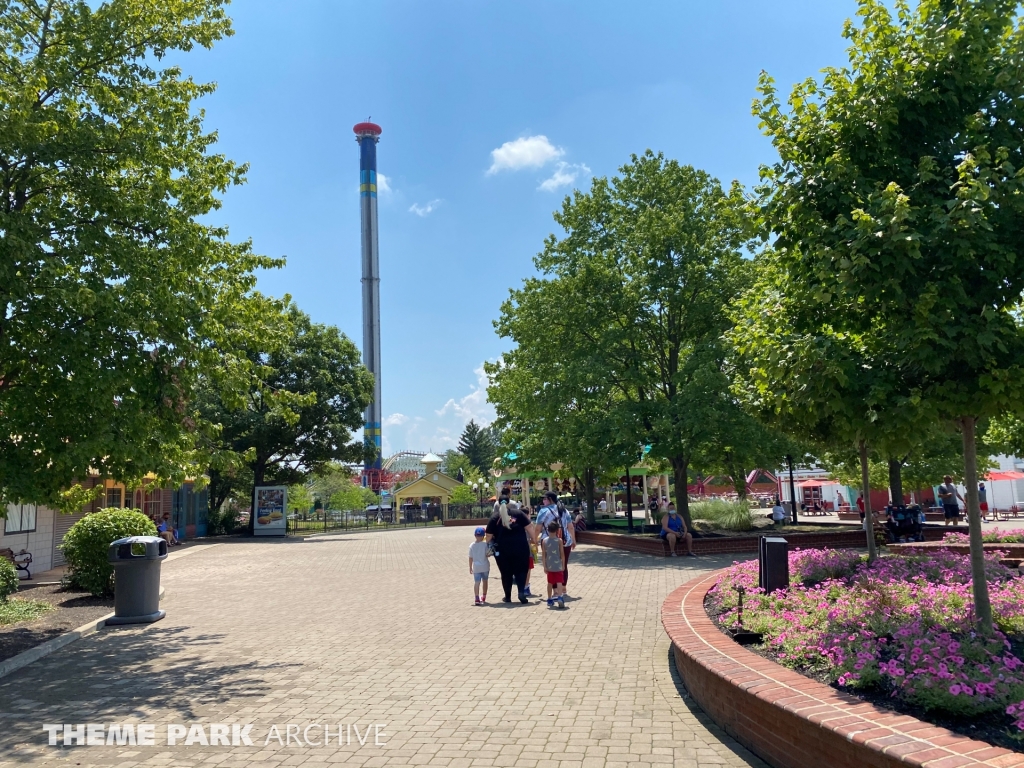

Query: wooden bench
<box><xmin>0</xmin><ymin>548</ymin><xmax>32</xmax><ymax>579</ymax></box>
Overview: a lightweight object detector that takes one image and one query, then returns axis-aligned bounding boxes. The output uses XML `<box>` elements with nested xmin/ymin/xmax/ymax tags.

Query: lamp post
<box><xmin>625</xmin><ymin>466</ymin><xmax>635</xmax><ymax>534</ymax></box>
<box><xmin>787</xmin><ymin>454</ymin><xmax>799</xmax><ymax>525</ymax></box>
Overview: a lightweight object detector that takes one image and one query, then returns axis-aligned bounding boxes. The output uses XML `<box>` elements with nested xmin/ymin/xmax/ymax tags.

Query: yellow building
<box><xmin>392</xmin><ymin>453</ymin><xmax>466</xmax><ymax>520</ymax></box>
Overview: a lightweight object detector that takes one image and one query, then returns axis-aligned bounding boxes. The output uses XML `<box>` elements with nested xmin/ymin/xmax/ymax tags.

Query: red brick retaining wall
<box><xmin>578</xmin><ymin>526</ymin><xmax>960</xmax><ymax>557</ymax></box>
<box><xmin>661</xmin><ymin>571</ymin><xmax>1024</xmax><ymax>768</ymax></box>
<box><xmin>442</xmin><ymin>518</ymin><xmax>490</xmax><ymax>527</ymax></box>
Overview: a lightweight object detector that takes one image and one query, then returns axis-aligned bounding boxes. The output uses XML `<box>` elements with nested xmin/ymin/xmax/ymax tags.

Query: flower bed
<box><xmin>706</xmin><ymin>548</ymin><xmax>1024</xmax><ymax>752</ymax></box>
<box><xmin>945</xmin><ymin>528</ymin><xmax>1024</xmax><ymax>544</ymax></box>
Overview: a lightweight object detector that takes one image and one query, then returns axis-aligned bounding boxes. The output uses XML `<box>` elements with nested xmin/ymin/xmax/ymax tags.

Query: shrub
<box><xmin>689</xmin><ymin>500</ymin><xmax>754</xmax><ymax>531</ymax></box>
<box><xmin>0</xmin><ymin>558</ymin><xmax>18</xmax><ymax>602</ymax></box>
<box><xmin>207</xmin><ymin>504</ymin><xmax>243</xmax><ymax>536</ymax></box>
<box><xmin>60</xmin><ymin>508</ymin><xmax>157</xmax><ymax>597</ymax></box>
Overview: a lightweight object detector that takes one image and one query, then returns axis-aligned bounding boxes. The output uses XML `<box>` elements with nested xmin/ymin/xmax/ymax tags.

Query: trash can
<box><xmin>107</xmin><ymin>536</ymin><xmax>167</xmax><ymax>625</ymax></box>
<box><xmin>758</xmin><ymin>536</ymin><xmax>789</xmax><ymax>594</ymax></box>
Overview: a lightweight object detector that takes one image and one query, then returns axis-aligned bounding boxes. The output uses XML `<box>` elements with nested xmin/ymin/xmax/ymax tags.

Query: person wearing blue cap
<box><xmin>468</xmin><ymin>526</ymin><xmax>491</xmax><ymax>605</ymax></box>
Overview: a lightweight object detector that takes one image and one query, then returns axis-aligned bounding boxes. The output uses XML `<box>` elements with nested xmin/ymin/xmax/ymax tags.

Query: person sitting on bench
<box><xmin>157</xmin><ymin>514</ymin><xmax>179</xmax><ymax>546</ymax></box>
<box><xmin>659</xmin><ymin>503</ymin><xmax>694</xmax><ymax>557</ymax></box>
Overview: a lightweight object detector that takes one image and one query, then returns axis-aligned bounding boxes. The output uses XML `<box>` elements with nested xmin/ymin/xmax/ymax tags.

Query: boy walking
<box><xmin>542</xmin><ymin>521</ymin><xmax>566</xmax><ymax>608</ymax></box>
<box><xmin>469</xmin><ymin>526</ymin><xmax>490</xmax><ymax>605</ymax></box>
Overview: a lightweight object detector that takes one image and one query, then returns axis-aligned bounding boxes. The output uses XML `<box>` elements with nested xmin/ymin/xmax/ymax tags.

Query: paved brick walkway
<box><xmin>0</xmin><ymin>527</ymin><xmax>766</xmax><ymax>767</ymax></box>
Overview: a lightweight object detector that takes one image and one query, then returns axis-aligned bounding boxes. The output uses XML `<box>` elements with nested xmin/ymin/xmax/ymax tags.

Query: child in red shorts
<box><xmin>541</xmin><ymin>521</ymin><xmax>566</xmax><ymax>608</ymax></box>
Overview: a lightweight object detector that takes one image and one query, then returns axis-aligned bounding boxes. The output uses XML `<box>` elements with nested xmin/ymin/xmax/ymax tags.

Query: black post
<box><xmin>625</xmin><ymin>466</ymin><xmax>634</xmax><ymax>533</ymax></box>
<box><xmin>787</xmin><ymin>454</ymin><xmax>799</xmax><ymax>525</ymax></box>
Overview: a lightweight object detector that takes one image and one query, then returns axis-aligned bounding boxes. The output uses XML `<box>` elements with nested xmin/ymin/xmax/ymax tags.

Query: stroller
<box><xmin>886</xmin><ymin>504</ymin><xmax>924</xmax><ymax>543</ymax></box>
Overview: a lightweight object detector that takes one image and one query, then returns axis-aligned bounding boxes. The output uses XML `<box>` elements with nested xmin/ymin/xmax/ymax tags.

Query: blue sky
<box><xmin>186</xmin><ymin>0</ymin><xmax>858</xmax><ymax>455</ymax></box>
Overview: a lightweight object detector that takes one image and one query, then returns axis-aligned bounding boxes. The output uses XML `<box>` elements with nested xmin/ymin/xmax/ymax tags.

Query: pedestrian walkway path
<box><xmin>0</xmin><ymin>527</ymin><xmax>765</xmax><ymax>767</ymax></box>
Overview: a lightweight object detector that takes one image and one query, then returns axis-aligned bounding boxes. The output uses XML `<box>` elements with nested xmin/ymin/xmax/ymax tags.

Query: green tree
<box><xmin>0</xmin><ymin>0</ymin><xmax>280</xmax><ymax>508</ymax></box>
<box><xmin>493</xmin><ymin>152</ymin><xmax>753</xmax><ymax>529</ymax></box>
<box><xmin>329</xmin><ymin>479</ymin><xmax>365</xmax><ymax>511</ymax></box>
<box><xmin>748</xmin><ymin>0</ymin><xmax>1024</xmax><ymax>632</ymax></box>
<box><xmin>309</xmin><ymin>462</ymin><xmax>356</xmax><ymax>508</ymax></box>
<box><xmin>448</xmin><ymin>484</ymin><xmax>475</xmax><ymax>505</ymax></box>
<box><xmin>456</xmin><ymin>420</ymin><xmax>495</xmax><ymax>473</ymax></box>
<box><xmin>288</xmin><ymin>483</ymin><xmax>313</xmax><ymax>515</ymax></box>
<box><xmin>487</xmin><ymin>302</ymin><xmax>644</xmax><ymax>526</ymax></box>
<box><xmin>197</xmin><ymin>304</ymin><xmax>374</xmax><ymax>534</ymax></box>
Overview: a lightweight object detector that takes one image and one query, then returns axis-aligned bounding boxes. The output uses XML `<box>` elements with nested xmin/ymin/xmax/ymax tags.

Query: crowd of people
<box><xmin>469</xmin><ymin>489</ymin><xmax>696</xmax><ymax>606</ymax></box>
<box><xmin>469</xmin><ymin>489</ymin><xmax>578</xmax><ymax>607</ymax></box>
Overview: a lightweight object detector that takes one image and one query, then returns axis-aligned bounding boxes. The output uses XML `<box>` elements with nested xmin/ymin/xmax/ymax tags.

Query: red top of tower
<box><xmin>353</xmin><ymin>121</ymin><xmax>382</xmax><ymax>137</ymax></box>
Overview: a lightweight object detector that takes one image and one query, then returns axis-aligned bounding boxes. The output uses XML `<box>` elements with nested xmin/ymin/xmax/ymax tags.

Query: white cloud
<box><xmin>377</xmin><ymin>173</ymin><xmax>392</xmax><ymax>194</ymax></box>
<box><xmin>436</xmin><ymin>365</ymin><xmax>495</xmax><ymax>425</ymax></box>
<box><xmin>409</xmin><ymin>199</ymin><xmax>441</xmax><ymax>217</ymax></box>
<box><xmin>487</xmin><ymin>135</ymin><xmax>564</xmax><ymax>175</ymax></box>
<box><xmin>538</xmin><ymin>161</ymin><xmax>591</xmax><ymax>192</ymax></box>
<box><xmin>383</xmin><ymin>413</ymin><xmax>408</xmax><ymax>427</ymax></box>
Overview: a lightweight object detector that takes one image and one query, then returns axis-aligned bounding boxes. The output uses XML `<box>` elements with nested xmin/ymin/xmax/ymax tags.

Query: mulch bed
<box><xmin>0</xmin><ymin>583</ymin><xmax>113</xmax><ymax>663</ymax></box>
<box><xmin>705</xmin><ymin>595</ymin><xmax>1024</xmax><ymax>754</ymax></box>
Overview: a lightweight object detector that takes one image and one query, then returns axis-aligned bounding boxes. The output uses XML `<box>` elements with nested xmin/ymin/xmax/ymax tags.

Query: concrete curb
<box><xmin>0</xmin><ymin>610</ymin><xmax>115</xmax><ymax>680</ymax></box>
<box><xmin>0</xmin><ymin>541</ymin><xmax>222</xmax><ymax>681</ymax></box>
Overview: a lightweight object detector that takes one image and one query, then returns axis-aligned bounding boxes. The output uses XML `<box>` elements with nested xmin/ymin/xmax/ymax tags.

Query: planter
<box><xmin>662</xmin><ymin>570</ymin><xmax>1024</xmax><ymax>768</ymax></box>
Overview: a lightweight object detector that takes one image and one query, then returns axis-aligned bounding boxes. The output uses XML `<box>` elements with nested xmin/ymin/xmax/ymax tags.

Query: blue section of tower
<box><xmin>358</xmin><ymin>129</ymin><xmax>382</xmax><ymax>473</ymax></box>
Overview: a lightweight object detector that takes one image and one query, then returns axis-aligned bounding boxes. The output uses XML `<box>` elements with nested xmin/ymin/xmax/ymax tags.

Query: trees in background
<box><xmin>196</xmin><ymin>304</ymin><xmax>373</xmax><ymax>534</ymax></box>
<box><xmin>0</xmin><ymin>0</ymin><xmax>281</xmax><ymax>509</ymax></box>
<box><xmin>734</xmin><ymin>0</ymin><xmax>1024</xmax><ymax>631</ymax></box>
<box><xmin>456</xmin><ymin>420</ymin><xmax>495</xmax><ymax>474</ymax></box>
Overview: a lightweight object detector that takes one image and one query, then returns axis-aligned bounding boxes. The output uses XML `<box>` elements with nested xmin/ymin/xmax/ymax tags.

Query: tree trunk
<box><xmin>888</xmin><ymin>458</ymin><xmax>904</xmax><ymax>507</ymax></box>
<box><xmin>859</xmin><ymin>440</ymin><xmax>878</xmax><ymax>562</ymax></box>
<box><xmin>726</xmin><ymin>452</ymin><xmax>747</xmax><ymax>499</ymax></box>
<box><xmin>585</xmin><ymin>467</ymin><xmax>596</xmax><ymax>527</ymax></box>
<box><xmin>960</xmin><ymin>417</ymin><xmax>994</xmax><ymax>636</ymax></box>
<box><xmin>670</xmin><ymin>456</ymin><xmax>693</xmax><ymax>529</ymax></box>
<box><xmin>248</xmin><ymin>464</ymin><xmax>265</xmax><ymax>537</ymax></box>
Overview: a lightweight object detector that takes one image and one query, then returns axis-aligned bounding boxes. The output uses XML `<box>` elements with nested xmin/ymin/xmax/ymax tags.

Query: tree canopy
<box><xmin>490</xmin><ymin>152</ymin><xmax>757</xmax><ymax>527</ymax></box>
<box><xmin>735</xmin><ymin>0</ymin><xmax>1024</xmax><ymax>630</ymax></box>
<box><xmin>0</xmin><ymin>0</ymin><xmax>281</xmax><ymax>508</ymax></box>
<box><xmin>455</xmin><ymin>420</ymin><xmax>495</xmax><ymax>474</ymax></box>
<box><xmin>196</xmin><ymin>304</ymin><xmax>373</xmax><ymax>534</ymax></box>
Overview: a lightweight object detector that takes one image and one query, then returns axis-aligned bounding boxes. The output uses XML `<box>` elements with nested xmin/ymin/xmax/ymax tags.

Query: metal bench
<box><xmin>0</xmin><ymin>548</ymin><xmax>32</xmax><ymax>579</ymax></box>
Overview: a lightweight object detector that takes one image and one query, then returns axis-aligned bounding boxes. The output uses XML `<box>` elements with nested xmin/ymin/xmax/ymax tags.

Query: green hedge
<box><xmin>0</xmin><ymin>558</ymin><xmax>17</xmax><ymax>602</ymax></box>
<box><xmin>60</xmin><ymin>508</ymin><xmax>157</xmax><ymax>597</ymax></box>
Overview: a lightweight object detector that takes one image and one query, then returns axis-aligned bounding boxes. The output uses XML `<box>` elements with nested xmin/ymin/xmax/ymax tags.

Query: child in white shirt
<box><xmin>468</xmin><ymin>527</ymin><xmax>490</xmax><ymax>605</ymax></box>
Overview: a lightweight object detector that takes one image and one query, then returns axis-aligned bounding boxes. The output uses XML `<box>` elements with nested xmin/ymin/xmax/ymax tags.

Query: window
<box><xmin>5</xmin><ymin>504</ymin><xmax>37</xmax><ymax>534</ymax></box>
<box><xmin>145</xmin><ymin>491</ymin><xmax>161</xmax><ymax>520</ymax></box>
<box><xmin>106</xmin><ymin>488</ymin><xmax>122</xmax><ymax>509</ymax></box>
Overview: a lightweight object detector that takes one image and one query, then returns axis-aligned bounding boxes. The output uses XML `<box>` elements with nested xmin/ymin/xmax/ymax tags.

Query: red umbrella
<box><xmin>986</xmin><ymin>471</ymin><xmax>1024</xmax><ymax>481</ymax></box>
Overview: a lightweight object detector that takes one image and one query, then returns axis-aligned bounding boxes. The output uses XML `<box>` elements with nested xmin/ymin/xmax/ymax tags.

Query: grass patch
<box><xmin>690</xmin><ymin>500</ymin><xmax>754</xmax><ymax>531</ymax></box>
<box><xmin>0</xmin><ymin>597</ymin><xmax>55</xmax><ymax>626</ymax></box>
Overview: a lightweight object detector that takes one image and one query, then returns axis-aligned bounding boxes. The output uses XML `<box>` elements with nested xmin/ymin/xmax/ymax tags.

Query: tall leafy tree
<box><xmin>493</xmin><ymin>152</ymin><xmax>752</xmax><ymax>528</ymax></box>
<box><xmin>747</xmin><ymin>0</ymin><xmax>1024</xmax><ymax>632</ymax></box>
<box><xmin>197</xmin><ymin>305</ymin><xmax>374</xmax><ymax>535</ymax></box>
<box><xmin>456</xmin><ymin>420</ymin><xmax>495</xmax><ymax>473</ymax></box>
<box><xmin>0</xmin><ymin>0</ymin><xmax>280</xmax><ymax>508</ymax></box>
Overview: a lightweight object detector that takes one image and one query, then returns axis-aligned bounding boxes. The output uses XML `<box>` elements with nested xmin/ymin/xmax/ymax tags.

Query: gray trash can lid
<box><xmin>108</xmin><ymin>536</ymin><xmax>168</xmax><ymax>562</ymax></box>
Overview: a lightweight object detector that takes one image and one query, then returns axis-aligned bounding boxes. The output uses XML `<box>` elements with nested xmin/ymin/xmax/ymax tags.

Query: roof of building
<box><xmin>421</xmin><ymin>452</ymin><xmax>442</xmax><ymax>463</ymax></box>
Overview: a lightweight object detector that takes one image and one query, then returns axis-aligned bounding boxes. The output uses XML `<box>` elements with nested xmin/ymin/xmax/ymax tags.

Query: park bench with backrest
<box><xmin>0</xmin><ymin>548</ymin><xmax>32</xmax><ymax>579</ymax></box>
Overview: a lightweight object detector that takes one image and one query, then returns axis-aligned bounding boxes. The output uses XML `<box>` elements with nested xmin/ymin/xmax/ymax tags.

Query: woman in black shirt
<box><xmin>485</xmin><ymin>501</ymin><xmax>533</xmax><ymax>603</ymax></box>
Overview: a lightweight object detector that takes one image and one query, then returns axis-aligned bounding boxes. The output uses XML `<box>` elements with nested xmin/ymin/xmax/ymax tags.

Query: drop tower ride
<box><xmin>354</xmin><ymin>120</ymin><xmax>383</xmax><ymax>475</ymax></box>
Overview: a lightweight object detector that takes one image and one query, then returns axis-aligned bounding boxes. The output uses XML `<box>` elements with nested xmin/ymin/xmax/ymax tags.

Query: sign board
<box><xmin>253</xmin><ymin>486</ymin><xmax>287</xmax><ymax>537</ymax></box>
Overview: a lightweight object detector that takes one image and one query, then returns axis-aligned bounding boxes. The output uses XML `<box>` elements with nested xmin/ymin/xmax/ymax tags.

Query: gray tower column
<box><xmin>354</xmin><ymin>121</ymin><xmax>383</xmax><ymax>473</ymax></box>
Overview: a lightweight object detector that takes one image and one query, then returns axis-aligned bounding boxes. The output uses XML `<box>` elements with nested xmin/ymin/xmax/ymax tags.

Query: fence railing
<box><xmin>286</xmin><ymin>510</ymin><xmax>441</xmax><ymax>535</ymax></box>
<box><xmin>285</xmin><ymin>503</ymin><xmax>495</xmax><ymax>536</ymax></box>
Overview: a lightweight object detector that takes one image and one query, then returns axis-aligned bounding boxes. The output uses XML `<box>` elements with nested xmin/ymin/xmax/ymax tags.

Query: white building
<box><xmin>1</xmin><ymin>503</ymin><xmax>86</xmax><ymax>576</ymax></box>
